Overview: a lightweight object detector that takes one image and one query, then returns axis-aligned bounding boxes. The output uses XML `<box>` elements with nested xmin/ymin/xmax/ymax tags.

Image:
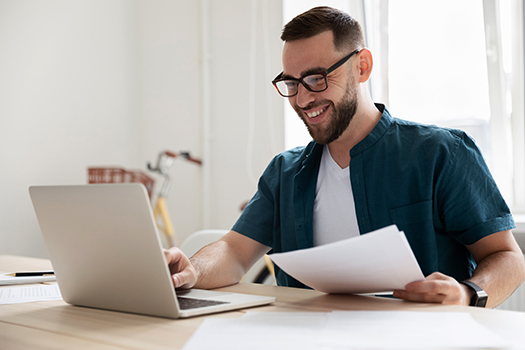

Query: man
<box><xmin>166</xmin><ymin>6</ymin><xmax>524</xmax><ymax>307</ymax></box>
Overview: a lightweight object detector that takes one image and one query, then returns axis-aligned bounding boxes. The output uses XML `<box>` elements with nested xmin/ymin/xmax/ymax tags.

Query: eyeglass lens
<box><xmin>275</xmin><ymin>74</ymin><xmax>327</xmax><ymax>97</ymax></box>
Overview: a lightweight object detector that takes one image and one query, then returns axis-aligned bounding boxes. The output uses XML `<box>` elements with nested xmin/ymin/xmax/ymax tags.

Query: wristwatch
<box><xmin>460</xmin><ymin>280</ymin><xmax>488</xmax><ymax>307</ymax></box>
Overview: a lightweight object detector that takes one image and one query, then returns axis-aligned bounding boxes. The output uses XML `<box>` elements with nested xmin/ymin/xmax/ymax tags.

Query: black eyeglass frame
<box><xmin>271</xmin><ymin>49</ymin><xmax>361</xmax><ymax>97</ymax></box>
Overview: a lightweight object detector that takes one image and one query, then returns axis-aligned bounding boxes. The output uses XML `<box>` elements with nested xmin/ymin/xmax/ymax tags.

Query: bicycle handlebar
<box><xmin>148</xmin><ymin>150</ymin><xmax>202</xmax><ymax>174</ymax></box>
<box><xmin>179</xmin><ymin>152</ymin><xmax>202</xmax><ymax>165</ymax></box>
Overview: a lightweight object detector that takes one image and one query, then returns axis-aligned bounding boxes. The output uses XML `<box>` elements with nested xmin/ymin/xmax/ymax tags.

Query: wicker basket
<box><xmin>87</xmin><ymin>167</ymin><xmax>155</xmax><ymax>199</ymax></box>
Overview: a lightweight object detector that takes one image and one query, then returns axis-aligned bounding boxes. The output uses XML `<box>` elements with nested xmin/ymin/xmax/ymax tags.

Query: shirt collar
<box><xmin>350</xmin><ymin>103</ymin><xmax>392</xmax><ymax>156</ymax></box>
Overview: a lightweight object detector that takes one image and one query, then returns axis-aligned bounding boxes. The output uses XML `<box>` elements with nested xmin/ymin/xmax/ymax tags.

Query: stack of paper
<box><xmin>0</xmin><ymin>284</ymin><xmax>62</xmax><ymax>305</ymax></box>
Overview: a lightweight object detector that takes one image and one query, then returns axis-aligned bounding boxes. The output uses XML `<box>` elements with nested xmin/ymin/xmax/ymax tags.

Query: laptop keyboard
<box><xmin>177</xmin><ymin>296</ymin><xmax>230</xmax><ymax>310</ymax></box>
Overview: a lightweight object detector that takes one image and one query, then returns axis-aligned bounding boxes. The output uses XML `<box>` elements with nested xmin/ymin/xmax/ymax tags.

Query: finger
<box><xmin>424</xmin><ymin>272</ymin><xmax>449</xmax><ymax>281</ymax></box>
<box><xmin>405</xmin><ymin>280</ymin><xmax>445</xmax><ymax>294</ymax></box>
<box><xmin>172</xmin><ymin>269</ymin><xmax>197</xmax><ymax>289</ymax></box>
<box><xmin>405</xmin><ymin>273</ymin><xmax>454</xmax><ymax>294</ymax></box>
<box><xmin>164</xmin><ymin>248</ymin><xmax>182</xmax><ymax>265</ymax></box>
<box><xmin>164</xmin><ymin>248</ymin><xmax>186</xmax><ymax>275</ymax></box>
<box><xmin>393</xmin><ymin>289</ymin><xmax>447</xmax><ymax>304</ymax></box>
<box><xmin>163</xmin><ymin>248</ymin><xmax>198</xmax><ymax>289</ymax></box>
<box><xmin>172</xmin><ymin>274</ymin><xmax>182</xmax><ymax>288</ymax></box>
<box><xmin>394</xmin><ymin>271</ymin><xmax>466</xmax><ymax>305</ymax></box>
<box><xmin>405</xmin><ymin>272</ymin><xmax>448</xmax><ymax>288</ymax></box>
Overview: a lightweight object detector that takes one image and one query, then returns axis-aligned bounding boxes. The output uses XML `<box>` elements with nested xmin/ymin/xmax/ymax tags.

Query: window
<box><xmin>378</xmin><ymin>0</ymin><xmax>524</xmax><ymax>213</ymax></box>
<box><xmin>283</xmin><ymin>0</ymin><xmax>525</xmax><ymax>213</ymax></box>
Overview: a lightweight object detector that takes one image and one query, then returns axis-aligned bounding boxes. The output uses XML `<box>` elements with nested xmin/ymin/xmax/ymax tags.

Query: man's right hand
<box><xmin>163</xmin><ymin>231</ymin><xmax>270</xmax><ymax>290</ymax></box>
<box><xmin>164</xmin><ymin>247</ymin><xmax>198</xmax><ymax>289</ymax></box>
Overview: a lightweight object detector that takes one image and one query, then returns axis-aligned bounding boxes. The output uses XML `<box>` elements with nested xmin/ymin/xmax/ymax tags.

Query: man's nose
<box><xmin>294</xmin><ymin>83</ymin><xmax>317</xmax><ymax>109</ymax></box>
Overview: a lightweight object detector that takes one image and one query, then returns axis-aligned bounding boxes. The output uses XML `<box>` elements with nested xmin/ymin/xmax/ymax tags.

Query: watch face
<box><xmin>462</xmin><ymin>281</ymin><xmax>488</xmax><ymax>307</ymax></box>
<box><xmin>475</xmin><ymin>291</ymin><xmax>488</xmax><ymax>307</ymax></box>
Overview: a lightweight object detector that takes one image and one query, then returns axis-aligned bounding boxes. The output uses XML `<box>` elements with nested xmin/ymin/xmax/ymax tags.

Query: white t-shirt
<box><xmin>313</xmin><ymin>145</ymin><xmax>360</xmax><ymax>246</ymax></box>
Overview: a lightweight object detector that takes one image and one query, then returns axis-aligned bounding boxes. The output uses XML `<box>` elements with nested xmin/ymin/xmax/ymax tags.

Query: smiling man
<box><xmin>166</xmin><ymin>6</ymin><xmax>524</xmax><ymax>308</ymax></box>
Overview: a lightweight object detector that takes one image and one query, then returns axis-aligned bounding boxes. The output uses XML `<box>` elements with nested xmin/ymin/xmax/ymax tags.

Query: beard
<box><xmin>294</xmin><ymin>80</ymin><xmax>358</xmax><ymax>145</ymax></box>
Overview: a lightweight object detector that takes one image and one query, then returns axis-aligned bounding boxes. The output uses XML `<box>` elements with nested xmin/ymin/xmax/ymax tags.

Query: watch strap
<box><xmin>460</xmin><ymin>280</ymin><xmax>488</xmax><ymax>307</ymax></box>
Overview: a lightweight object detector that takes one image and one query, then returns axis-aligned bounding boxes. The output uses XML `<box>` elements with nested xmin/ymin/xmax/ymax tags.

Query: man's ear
<box><xmin>356</xmin><ymin>48</ymin><xmax>373</xmax><ymax>83</ymax></box>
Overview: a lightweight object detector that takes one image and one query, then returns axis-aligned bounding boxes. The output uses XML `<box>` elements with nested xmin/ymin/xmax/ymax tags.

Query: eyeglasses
<box><xmin>272</xmin><ymin>49</ymin><xmax>360</xmax><ymax>97</ymax></box>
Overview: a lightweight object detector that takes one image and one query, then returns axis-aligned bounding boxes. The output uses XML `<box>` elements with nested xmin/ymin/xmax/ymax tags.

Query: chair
<box><xmin>179</xmin><ymin>229</ymin><xmax>229</xmax><ymax>257</ymax></box>
<box><xmin>180</xmin><ymin>229</ymin><xmax>275</xmax><ymax>285</ymax></box>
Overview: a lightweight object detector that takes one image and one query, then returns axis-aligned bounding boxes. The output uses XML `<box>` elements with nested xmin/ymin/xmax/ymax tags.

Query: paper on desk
<box><xmin>269</xmin><ymin>225</ymin><xmax>425</xmax><ymax>293</ymax></box>
<box><xmin>182</xmin><ymin>311</ymin><xmax>509</xmax><ymax>350</ymax></box>
<box><xmin>0</xmin><ymin>284</ymin><xmax>62</xmax><ymax>304</ymax></box>
<box><xmin>182</xmin><ymin>312</ymin><xmax>329</xmax><ymax>350</ymax></box>
<box><xmin>0</xmin><ymin>273</ymin><xmax>56</xmax><ymax>286</ymax></box>
<box><xmin>320</xmin><ymin>311</ymin><xmax>509</xmax><ymax>349</ymax></box>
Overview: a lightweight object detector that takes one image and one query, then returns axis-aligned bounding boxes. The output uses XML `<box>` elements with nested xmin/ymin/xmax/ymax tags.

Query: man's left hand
<box><xmin>393</xmin><ymin>272</ymin><xmax>471</xmax><ymax>305</ymax></box>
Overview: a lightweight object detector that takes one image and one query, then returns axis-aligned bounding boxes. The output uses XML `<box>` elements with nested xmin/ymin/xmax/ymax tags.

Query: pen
<box><xmin>6</xmin><ymin>271</ymin><xmax>55</xmax><ymax>277</ymax></box>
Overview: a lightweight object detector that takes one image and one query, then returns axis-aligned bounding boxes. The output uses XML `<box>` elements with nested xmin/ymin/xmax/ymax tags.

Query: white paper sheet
<box><xmin>182</xmin><ymin>312</ymin><xmax>329</xmax><ymax>350</ymax></box>
<box><xmin>319</xmin><ymin>311</ymin><xmax>509</xmax><ymax>349</ymax></box>
<box><xmin>0</xmin><ymin>284</ymin><xmax>62</xmax><ymax>304</ymax></box>
<box><xmin>270</xmin><ymin>225</ymin><xmax>425</xmax><ymax>293</ymax></box>
<box><xmin>182</xmin><ymin>311</ymin><xmax>509</xmax><ymax>350</ymax></box>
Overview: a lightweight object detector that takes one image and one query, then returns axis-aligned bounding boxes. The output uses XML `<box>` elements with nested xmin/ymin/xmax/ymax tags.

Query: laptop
<box><xmin>29</xmin><ymin>184</ymin><xmax>275</xmax><ymax>319</ymax></box>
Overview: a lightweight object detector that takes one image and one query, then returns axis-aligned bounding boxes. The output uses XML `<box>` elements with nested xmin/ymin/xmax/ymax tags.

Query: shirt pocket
<box><xmin>389</xmin><ymin>200</ymin><xmax>433</xmax><ymax>224</ymax></box>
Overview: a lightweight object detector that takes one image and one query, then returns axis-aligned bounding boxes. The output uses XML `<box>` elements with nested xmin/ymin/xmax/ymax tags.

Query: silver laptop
<box><xmin>29</xmin><ymin>184</ymin><xmax>274</xmax><ymax>319</ymax></box>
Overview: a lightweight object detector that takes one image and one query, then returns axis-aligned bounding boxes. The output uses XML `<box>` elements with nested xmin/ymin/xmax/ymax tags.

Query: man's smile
<box><xmin>302</xmin><ymin>104</ymin><xmax>330</xmax><ymax>124</ymax></box>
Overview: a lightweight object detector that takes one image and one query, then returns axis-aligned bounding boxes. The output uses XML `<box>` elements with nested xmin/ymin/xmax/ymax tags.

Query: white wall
<box><xmin>134</xmin><ymin>0</ymin><xmax>204</xmax><ymax>245</ymax></box>
<box><xmin>205</xmin><ymin>0</ymin><xmax>284</xmax><ymax>228</ymax></box>
<box><xmin>0</xmin><ymin>0</ymin><xmax>284</xmax><ymax>258</ymax></box>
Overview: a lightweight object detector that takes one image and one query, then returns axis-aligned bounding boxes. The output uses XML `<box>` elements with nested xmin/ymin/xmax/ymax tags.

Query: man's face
<box><xmin>282</xmin><ymin>31</ymin><xmax>358</xmax><ymax>145</ymax></box>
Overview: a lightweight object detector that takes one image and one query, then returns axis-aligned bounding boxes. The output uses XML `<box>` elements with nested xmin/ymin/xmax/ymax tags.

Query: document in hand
<box><xmin>269</xmin><ymin>225</ymin><xmax>425</xmax><ymax>294</ymax></box>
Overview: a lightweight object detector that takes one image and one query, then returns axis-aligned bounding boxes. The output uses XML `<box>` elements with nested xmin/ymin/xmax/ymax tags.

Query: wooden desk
<box><xmin>1</xmin><ymin>255</ymin><xmax>524</xmax><ymax>349</ymax></box>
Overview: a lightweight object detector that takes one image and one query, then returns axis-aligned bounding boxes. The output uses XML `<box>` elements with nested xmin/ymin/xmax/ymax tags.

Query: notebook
<box><xmin>29</xmin><ymin>184</ymin><xmax>275</xmax><ymax>319</ymax></box>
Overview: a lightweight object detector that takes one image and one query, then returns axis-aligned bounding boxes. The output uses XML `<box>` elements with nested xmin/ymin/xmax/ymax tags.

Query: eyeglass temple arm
<box><xmin>272</xmin><ymin>72</ymin><xmax>283</xmax><ymax>83</ymax></box>
<box><xmin>326</xmin><ymin>49</ymin><xmax>361</xmax><ymax>74</ymax></box>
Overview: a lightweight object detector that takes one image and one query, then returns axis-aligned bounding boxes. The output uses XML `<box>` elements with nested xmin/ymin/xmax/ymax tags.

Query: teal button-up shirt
<box><xmin>233</xmin><ymin>104</ymin><xmax>515</xmax><ymax>288</ymax></box>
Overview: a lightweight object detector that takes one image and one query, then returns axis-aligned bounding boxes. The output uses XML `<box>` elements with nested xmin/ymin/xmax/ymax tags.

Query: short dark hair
<box><xmin>281</xmin><ymin>6</ymin><xmax>365</xmax><ymax>52</ymax></box>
